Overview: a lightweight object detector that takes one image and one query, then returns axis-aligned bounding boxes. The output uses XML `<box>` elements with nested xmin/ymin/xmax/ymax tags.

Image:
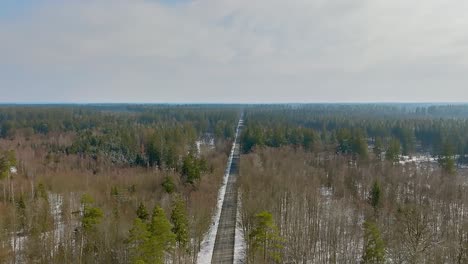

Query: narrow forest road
<box><xmin>211</xmin><ymin>118</ymin><xmax>243</xmax><ymax>264</ymax></box>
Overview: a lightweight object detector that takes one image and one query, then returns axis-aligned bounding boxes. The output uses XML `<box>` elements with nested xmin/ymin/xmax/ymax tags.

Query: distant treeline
<box><xmin>0</xmin><ymin>105</ymin><xmax>239</xmax><ymax>172</ymax></box>
<box><xmin>4</xmin><ymin>103</ymin><xmax>468</xmax><ymax>164</ymax></box>
<box><xmin>241</xmin><ymin>104</ymin><xmax>468</xmax><ymax>165</ymax></box>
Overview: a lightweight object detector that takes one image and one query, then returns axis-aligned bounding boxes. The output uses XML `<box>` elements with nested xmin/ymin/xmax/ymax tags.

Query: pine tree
<box><xmin>386</xmin><ymin>138</ymin><xmax>400</xmax><ymax>163</ymax></box>
<box><xmin>127</xmin><ymin>218</ymin><xmax>152</xmax><ymax>263</ymax></box>
<box><xmin>79</xmin><ymin>194</ymin><xmax>103</xmax><ymax>263</ymax></box>
<box><xmin>16</xmin><ymin>195</ymin><xmax>27</xmax><ymax>231</ymax></box>
<box><xmin>80</xmin><ymin>194</ymin><xmax>103</xmax><ymax>231</ymax></box>
<box><xmin>352</xmin><ymin>134</ymin><xmax>368</xmax><ymax>159</ymax></box>
<box><xmin>438</xmin><ymin>142</ymin><xmax>456</xmax><ymax>175</ymax></box>
<box><xmin>249</xmin><ymin>211</ymin><xmax>283</xmax><ymax>263</ymax></box>
<box><xmin>373</xmin><ymin>137</ymin><xmax>384</xmax><ymax>160</ymax></box>
<box><xmin>369</xmin><ymin>181</ymin><xmax>381</xmax><ymax>211</ymax></box>
<box><xmin>127</xmin><ymin>206</ymin><xmax>177</xmax><ymax>264</ymax></box>
<box><xmin>0</xmin><ymin>155</ymin><xmax>8</xmax><ymax>180</ymax></box>
<box><xmin>161</xmin><ymin>176</ymin><xmax>175</xmax><ymax>194</ymax></box>
<box><xmin>182</xmin><ymin>154</ymin><xmax>201</xmax><ymax>184</ymax></box>
<box><xmin>362</xmin><ymin>220</ymin><xmax>385</xmax><ymax>263</ymax></box>
<box><xmin>170</xmin><ymin>197</ymin><xmax>189</xmax><ymax>250</ymax></box>
<box><xmin>149</xmin><ymin>206</ymin><xmax>176</xmax><ymax>254</ymax></box>
<box><xmin>303</xmin><ymin>129</ymin><xmax>317</xmax><ymax>151</ymax></box>
<box><xmin>337</xmin><ymin>128</ymin><xmax>352</xmax><ymax>154</ymax></box>
<box><xmin>136</xmin><ymin>203</ymin><xmax>149</xmax><ymax>221</ymax></box>
<box><xmin>146</xmin><ymin>137</ymin><xmax>162</xmax><ymax>168</ymax></box>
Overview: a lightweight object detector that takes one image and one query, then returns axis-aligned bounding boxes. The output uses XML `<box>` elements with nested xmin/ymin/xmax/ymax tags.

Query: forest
<box><xmin>0</xmin><ymin>104</ymin><xmax>238</xmax><ymax>263</ymax></box>
<box><xmin>239</xmin><ymin>104</ymin><xmax>467</xmax><ymax>263</ymax></box>
<box><xmin>0</xmin><ymin>103</ymin><xmax>467</xmax><ymax>263</ymax></box>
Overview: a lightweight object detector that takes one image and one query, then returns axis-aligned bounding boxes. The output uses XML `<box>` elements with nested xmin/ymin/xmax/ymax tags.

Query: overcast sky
<box><xmin>1</xmin><ymin>0</ymin><xmax>468</xmax><ymax>103</ymax></box>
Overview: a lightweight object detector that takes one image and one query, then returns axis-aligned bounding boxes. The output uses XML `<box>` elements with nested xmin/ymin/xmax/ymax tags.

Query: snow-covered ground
<box><xmin>195</xmin><ymin>134</ymin><xmax>215</xmax><ymax>156</ymax></box>
<box><xmin>398</xmin><ymin>154</ymin><xmax>437</xmax><ymax>165</ymax></box>
<box><xmin>9</xmin><ymin>193</ymin><xmax>61</xmax><ymax>263</ymax></box>
<box><xmin>197</xmin><ymin>119</ymin><xmax>243</xmax><ymax>264</ymax></box>
<box><xmin>9</xmin><ymin>192</ymin><xmax>79</xmax><ymax>263</ymax></box>
<box><xmin>48</xmin><ymin>192</ymin><xmax>66</xmax><ymax>251</ymax></box>
<box><xmin>234</xmin><ymin>190</ymin><xmax>246</xmax><ymax>264</ymax></box>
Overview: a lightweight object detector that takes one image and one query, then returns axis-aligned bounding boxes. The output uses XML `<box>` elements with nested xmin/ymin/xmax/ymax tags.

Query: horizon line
<box><xmin>1</xmin><ymin>101</ymin><xmax>468</xmax><ymax>105</ymax></box>
<box><xmin>0</xmin><ymin>101</ymin><xmax>468</xmax><ymax>106</ymax></box>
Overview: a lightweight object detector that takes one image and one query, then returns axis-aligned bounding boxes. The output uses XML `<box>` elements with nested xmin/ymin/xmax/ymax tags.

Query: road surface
<box><xmin>211</xmin><ymin>119</ymin><xmax>243</xmax><ymax>264</ymax></box>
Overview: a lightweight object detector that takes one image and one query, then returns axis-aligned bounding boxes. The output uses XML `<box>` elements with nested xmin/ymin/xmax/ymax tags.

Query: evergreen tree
<box><xmin>352</xmin><ymin>133</ymin><xmax>368</xmax><ymax>159</ymax></box>
<box><xmin>337</xmin><ymin>128</ymin><xmax>352</xmax><ymax>154</ymax></box>
<box><xmin>80</xmin><ymin>194</ymin><xmax>103</xmax><ymax>231</ymax></box>
<box><xmin>16</xmin><ymin>195</ymin><xmax>27</xmax><ymax>231</ymax></box>
<box><xmin>373</xmin><ymin>137</ymin><xmax>384</xmax><ymax>160</ymax></box>
<box><xmin>385</xmin><ymin>138</ymin><xmax>400</xmax><ymax>163</ymax></box>
<box><xmin>302</xmin><ymin>129</ymin><xmax>316</xmax><ymax>151</ymax></box>
<box><xmin>369</xmin><ymin>181</ymin><xmax>381</xmax><ymax>211</ymax></box>
<box><xmin>249</xmin><ymin>211</ymin><xmax>283</xmax><ymax>263</ymax></box>
<box><xmin>182</xmin><ymin>155</ymin><xmax>195</xmax><ymax>183</ymax></box>
<box><xmin>182</xmin><ymin>154</ymin><xmax>201</xmax><ymax>184</ymax></box>
<box><xmin>170</xmin><ymin>197</ymin><xmax>189</xmax><ymax>250</ymax></box>
<box><xmin>0</xmin><ymin>155</ymin><xmax>8</xmax><ymax>180</ymax></box>
<box><xmin>127</xmin><ymin>206</ymin><xmax>176</xmax><ymax>264</ymax></box>
<box><xmin>0</xmin><ymin>121</ymin><xmax>13</xmax><ymax>139</ymax></box>
<box><xmin>362</xmin><ymin>220</ymin><xmax>385</xmax><ymax>263</ymax></box>
<box><xmin>79</xmin><ymin>194</ymin><xmax>103</xmax><ymax>262</ymax></box>
<box><xmin>0</xmin><ymin>150</ymin><xmax>16</xmax><ymax>180</ymax></box>
<box><xmin>438</xmin><ymin>142</ymin><xmax>456</xmax><ymax>175</ymax></box>
<box><xmin>146</xmin><ymin>137</ymin><xmax>161</xmax><ymax>167</ymax></box>
<box><xmin>127</xmin><ymin>218</ymin><xmax>153</xmax><ymax>263</ymax></box>
<box><xmin>136</xmin><ymin>202</ymin><xmax>149</xmax><ymax>221</ymax></box>
<box><xmin>162</xmin><ymin>176</ymin><xmax>175</xmax><ymax>194</ymax></box>
<box><xmin>149</xmin><ymin>206</ymin><xmax>176</xmax><ymax>254</ymax></box>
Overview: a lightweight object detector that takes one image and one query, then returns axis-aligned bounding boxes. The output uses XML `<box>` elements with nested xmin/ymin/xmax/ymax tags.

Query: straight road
<box><xmin>211</xmin><ymin>119</ymin><xmax>243</xmax><ymax>264</ymax></box>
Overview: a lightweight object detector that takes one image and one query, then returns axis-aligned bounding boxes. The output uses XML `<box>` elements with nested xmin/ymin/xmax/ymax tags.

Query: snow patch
<box><xmin>398</xmin><ymin>154</ymin><xmax>436</xmax><ymax>165</ymax></box>
<box><xmin>196</xmin><ymin>134</ymin><xmax>215</xmax><ymax>156</ymax></box>
<box><xmin>234</xmin><ymin>190</ymin><xmax>246</xmax><ymax>264</ymax></box>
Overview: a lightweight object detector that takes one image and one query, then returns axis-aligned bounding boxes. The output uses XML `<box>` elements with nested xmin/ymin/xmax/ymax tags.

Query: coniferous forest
<box><xmin>0</xmin><ymin>104</ymin><xmax>467</xmax><ymax>263</ymax></box>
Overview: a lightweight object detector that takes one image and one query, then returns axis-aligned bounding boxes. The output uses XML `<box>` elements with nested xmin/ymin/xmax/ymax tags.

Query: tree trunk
<box><xmin>12</xmin><ymin>174</ymin><xmax>16</xmax><ymax>264</ymax></box>
<box><xmin>80</xmin><ymin>233</ymin><xmax>84</xmax><ymax>264</ymax></box>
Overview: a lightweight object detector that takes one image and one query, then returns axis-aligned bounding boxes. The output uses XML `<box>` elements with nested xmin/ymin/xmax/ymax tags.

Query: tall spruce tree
<box><xmin>362</xmin><ymin>220</ymin><xmax>385</xmax><ymax>263</ymax></box>
<box><xmin>170</xmin><ymin>197</ymin><xmax>189</xmax><ymax>250</ymax></box>
<box><xmin>369</xmin><ymin>181</ymin><xmax>381</xmax><ymax>211</ymax></box>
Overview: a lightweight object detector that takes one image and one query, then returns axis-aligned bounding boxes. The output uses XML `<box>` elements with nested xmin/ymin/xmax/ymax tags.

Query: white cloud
<box><xmin>1</xmin><ymin>0</ymin><xmax>468</xmax><ymax>102</ymax></box>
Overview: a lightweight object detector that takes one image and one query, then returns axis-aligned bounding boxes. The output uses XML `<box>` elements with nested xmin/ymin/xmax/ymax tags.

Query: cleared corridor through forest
<box><xmin>211</xmin><ymin>118</ymin><xmax>243</xmax><ymax>264</ymax></box>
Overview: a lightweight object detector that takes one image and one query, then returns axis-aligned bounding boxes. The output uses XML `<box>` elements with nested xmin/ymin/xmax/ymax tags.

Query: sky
<box><xmin>1</xmin><ymin>0</ymin><xmax>468</xmax><ymax>103</ymax></box>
